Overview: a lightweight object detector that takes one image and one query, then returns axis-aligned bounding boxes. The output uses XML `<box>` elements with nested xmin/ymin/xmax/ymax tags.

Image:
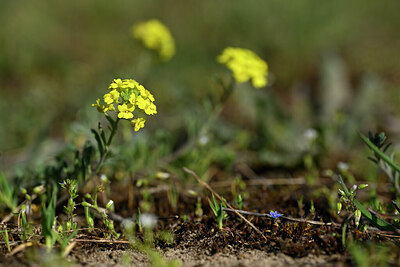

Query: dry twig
<box><xmin>183</xmin><ymin>167</ymin><xmax>268</xmax><ymax>241</ymax></box>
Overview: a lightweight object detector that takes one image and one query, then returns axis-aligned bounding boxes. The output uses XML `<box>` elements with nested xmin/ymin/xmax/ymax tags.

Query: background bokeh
<box><xmin>1</xmin><ymin>0</ymin><xmax>400</xmax><ymax>175</ymax></box>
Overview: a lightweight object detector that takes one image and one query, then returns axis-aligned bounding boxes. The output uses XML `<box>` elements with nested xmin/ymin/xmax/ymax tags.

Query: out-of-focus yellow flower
<box><xmin>93</xmin><ymin>78</ymin><xmax>157</xmax><ymax>131</ymax></box>
<box><xmin>132</xmin><ymin>19</ymin><xmax>175</xmax><ymax>61</ymax></box>
<box><xmin>217</xmin><ymin>47</ymin><xmax>268</xmax><ymax>88</ymax></box>
<box><xmin>92</xmin><ymin>99</ymin><xmax>105</xmax><ymax>113</ymax></box>
<box><xmin>131</xmin><ymin>118</ymin><xmax>146</xmax><ymax>132</ymax></box>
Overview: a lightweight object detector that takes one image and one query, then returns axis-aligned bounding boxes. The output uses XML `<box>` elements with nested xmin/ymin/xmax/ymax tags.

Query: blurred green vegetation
<box><xmin>1</xmin><ymin>0</ymin><xmax>400</xmax><ymax>176</ymax></box>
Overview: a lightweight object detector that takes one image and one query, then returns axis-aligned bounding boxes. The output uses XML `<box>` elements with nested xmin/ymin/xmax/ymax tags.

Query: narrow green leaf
<box><xmin>91</xmin><ymin>129</ymin><xmax>104</xmax><ymax>157</ymax></box>
<box><xmin>338</xmin><ymin>176</ymin><xmax>398</xmax><ymax>232</ymax></box>
<box><xmin>105</xmin><ymin>114</ymin><xmax>115</xmax><ymax>128</ymax></box>
<box><xmin>0</xmin><ymin>172</ymin><xmax>16</xmax><ymax>210</ymax></box>
<box><xmin>360</xmin><ymin>133</ymin><xmax>400</xmax><ymax>173</ymax></box>
<box><xmin>98</xmin><ymin>122</ymin><xmax>107</xmax><ymax>145</ymax></box>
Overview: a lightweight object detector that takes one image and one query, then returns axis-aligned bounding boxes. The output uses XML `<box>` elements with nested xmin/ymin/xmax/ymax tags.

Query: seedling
<box><xmin>0</xmin><ymin>227</ymin><xmax>11</xmax><ymax>253</ymax></box>
<box><xmin>234</xmin><ymin>194</ymin><xmax>243</xmax><ymax>210</ymax></box>
<box><xmin>0</xmin><ymin>172</ymin><xmax>17</xmax><ymax>211</ymax></box>
<box><xmin>59</xmin><ymin>179</ymin><xmax>78</xmax><ymax>231</ymax></box>
<box><xmin>41</xmin><ymin>189</ymin><xmax>58</xmax><ymax>250</ymax></box>
<box><xmin>208</xmin><ymin>193</ymin><xmax>227</xmax><ymax>230</ymax></box>
<box><xmin>195</xmin><ymin>197</ymin><xmax>203</xmax><ymax>217</ymax></box>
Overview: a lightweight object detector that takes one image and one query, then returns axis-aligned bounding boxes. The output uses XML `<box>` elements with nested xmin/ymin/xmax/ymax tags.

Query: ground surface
<box><xmin>0</xmin><ymin>173</ymin><xmax>398</xmax><ymax>266</ymax></box>
<box><xmin>69</xmin><ymin>247</ymin><xmax>344</xmax><ymax>266</ymax></box>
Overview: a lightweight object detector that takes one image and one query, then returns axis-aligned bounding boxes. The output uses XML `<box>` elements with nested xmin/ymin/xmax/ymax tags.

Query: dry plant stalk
<box><xmin>183</xmin><ymin>167</ymin><xmax>268</xmax><ymax>241</ymax></box>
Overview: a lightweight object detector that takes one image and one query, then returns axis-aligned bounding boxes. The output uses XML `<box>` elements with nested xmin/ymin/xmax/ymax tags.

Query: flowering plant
<box><xmin>132</xmin><ymin>19</ymin><xmax>175</xmax><ymax>61</ymax></box>
<box><xmin>92</xmin><ymin>78</ymin><xmax>157</xmax><ymax>132</ymax></box>
<box><xmin>217</xmin><ymin>47</ymin><xmax>268</xmax><ymax>88</ymax></box>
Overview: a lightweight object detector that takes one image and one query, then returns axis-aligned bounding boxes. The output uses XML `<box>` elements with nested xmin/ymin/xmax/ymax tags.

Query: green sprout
<box><xmin>234</xmin><ymin>194</ymin><xmax>243</xmax><ymax>210</ymax></box>
<box><xmin>195</xmin><ymin>197</ymin><xmax>203</xmax><ymax>218</ymax></box>
<box><xmin>0</xmin><ymin>172</ymin><xmax>17</xmax><ymax>211</ymax></box>
<box><xmin>208</xmin><ymin>193</ymin><xmax>227</xmax><ymax>230</ymax></box>
<box><xmin>59</xmin><ymin>179</ymin><xmax>78</xmax><ymax>231</ymax></box>
<box><xmin>41</xmin><ymin>189</ymin><xmax>58</xmax><ymax>250</ymax></box>
<box><xmin>84</xmin><ymin>194</ymin><xmax>95</xmax><ymax>230</ymax></box>
<box><xmin>0</xmin><ymin>227</ymin><xmax>11</xmax><ymax>253</ymax></box>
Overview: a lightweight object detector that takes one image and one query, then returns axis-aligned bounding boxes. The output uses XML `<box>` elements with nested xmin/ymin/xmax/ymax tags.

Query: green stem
<box><xmin>107</xmin><ymin>118</ymin><xmax>120</xmax><ymax>147</ymax></box>
<box><xmin>57</xmin><ymin>118</ymin><xmax>120</xmax><ymax>207</ymax></box>
<box><xmin>338</xmin><ymin>176</ymin><xmax>398</xmax><ymax>233</ymax></box>
<box><xmin>92</xmin><ymin>118</ymin><xmax>120</xmax><ymax>177</ymax></box>
<box><xmin>160</xmin><ymin>78</ymin><xmax>235</xmax><ymax>164</ymax></box>
<box><xmin>360</xmin><ymin>133</ymin><xmax>400</xmax><ymax>173</ymax></box>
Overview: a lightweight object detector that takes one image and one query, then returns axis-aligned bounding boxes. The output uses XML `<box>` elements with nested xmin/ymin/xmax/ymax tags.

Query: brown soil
<box><xmin>69</xmin><ymin>247</ymin><xmax>344</xmax><ymax>266</ymax></box>
<box><xmin>0</xmin><ymin>175</ymin><xmax>397</xmax><ymax>266</ymax></box>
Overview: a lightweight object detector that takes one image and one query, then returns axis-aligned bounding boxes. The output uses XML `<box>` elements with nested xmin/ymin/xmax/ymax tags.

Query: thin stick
<box><xmin>222</xmin><ymin>207</ymin><xmax>340</xmax><ymax>227</ymax></box>
<box><xmin>183</xmin><ymin>167</ymin><xmax>268</xmax><ymax>241</ymax></box>
<box><xmin>71</xmin><ymin>239</ymin><xmax>130</xmax><ymax>244</ymax></box>
<box><xmin>1</xmin><ymin>194</ymin><xmax>38</xmax><ymax>224</ymax></box>
<box><xmin>222</xmin><ymin>207</ymin><xmax>400</xmax><ymax>235</ymax></box>
<box><xmin>210</xmin><ymin>177</ymin><xmax>307</xmax><ymax>188</ymax></box>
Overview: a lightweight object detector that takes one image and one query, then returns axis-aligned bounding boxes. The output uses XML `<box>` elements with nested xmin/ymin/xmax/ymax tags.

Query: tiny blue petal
<box><xmin>270</xmin><ymin>211</ymin><xmax>282</xmax><ymax>219</ymax></box>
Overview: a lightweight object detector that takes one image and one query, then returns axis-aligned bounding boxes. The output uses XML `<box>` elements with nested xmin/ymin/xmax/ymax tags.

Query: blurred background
<box><xmin>1</xmin><ymin>0</ymin><xmax>400</xmax><ymax>180</ymax></box>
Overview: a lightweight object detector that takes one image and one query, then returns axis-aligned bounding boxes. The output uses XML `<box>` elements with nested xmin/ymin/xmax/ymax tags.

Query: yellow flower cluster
<box><xmin>132</xmin><ymin>19</ymin><xmax>175</xmax><ymax>61</ymax></box>
<box><xmin>217</xmin><ymin>47</ymin><xmax>268</xmax><ymax>88</ymax></box>
<box><xmin>92</xmin><ymin>78</ymin><xmax>157</xmax><ymax>131</ymax></box>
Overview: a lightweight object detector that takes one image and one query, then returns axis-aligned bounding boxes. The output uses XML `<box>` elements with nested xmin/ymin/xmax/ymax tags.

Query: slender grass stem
<box><xmin>360</xmin><ymin>133</ymin><xmax>400</xmax><ymax>173</ymax></box>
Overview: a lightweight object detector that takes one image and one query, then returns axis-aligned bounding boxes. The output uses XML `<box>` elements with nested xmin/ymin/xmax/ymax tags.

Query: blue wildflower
<box><xmin>270</xmin><ymin>211</ymin><xmax>282</xmax><ymax>219</ymax></box>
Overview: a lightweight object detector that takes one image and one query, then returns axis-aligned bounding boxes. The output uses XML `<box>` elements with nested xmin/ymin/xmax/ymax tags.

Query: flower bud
<box><xmin>354</xmin><ymin>209</ymin><xmax>362</xmax><ymax>226</ymax></box>
<box><xmin>358</xmin><ymin>184</ymin><xmax>368</xmax><ymax>190</ymax></box>
<box><xmin>337</xmin><ymin>202</ymin><xmax>342</xmax><ymax>214</ymax></box>
<box><xmin>100</xmin><ymin>174</ymin><xmax>108</xmax><ymax>183</ymax></box>
<box><xmin>351</xmin><ymin>184</ymin><xmax>357</xmax><ymax>193</ymax></box>
<box><xmin>87</xmin><ymin>217</ymin><xmax>94</xmax><ymax>228</ymax></box>
<box><xmin>81</xmin><ymin>201</ymin><xmax>92</xmax><ymax>207</ymax></box>
<box><xmin>187</xmin><ymin>190</ymin><xmax>198</xmax><ymax>197</ymax></box>
<box><xmin>155</xmin><ymin>171</ymin><xmax>170</xmax><ymax>180</ymax></box>
<box><xmin>33</xmin><ymin>185</ymin><xmax>45</xmax><ymax>194</ymax></box>
<box><xmin>338</xmin><ymin>189</ymin><xmax>346</xmax><ymax>197</ymax></box>
<box><xmin>106</xmin><ymin>200</ymin><xmax>114</xmax><ymax>210</ymax></box>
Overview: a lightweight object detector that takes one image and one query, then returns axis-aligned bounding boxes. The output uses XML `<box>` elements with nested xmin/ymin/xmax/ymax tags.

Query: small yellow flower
<box><xmin>109</xmin><ymin>78</ymin><xmax>124</xmax><ymax>89</ymax></box>
<box><xmin>103</xmin><ymin>90</ymin><xmax>120</xmax><ymax>104</ymax></box>
<box><xmin>131</xmin><ymin>118</ymin><xmax>146</xmax><ymax>131</ymax></box>
<box><xmin>129</xmin><ymin>93</ymin><xmax>136</xmax><ymax>105</ymax></box>
<box><xmin>136</xmin><ymin>97</ymin><xmax>157</xmax><ymax>115</ymax></box>
<box><xmin>93</xmin><ymin>78</ymin><xmax>157</xmax><ymax>130</ymax></box>
<box><xmin>92</xmin><ymin>99</ymin><xmax>106</xmax><ymax>113</ymax></box>
<box><xmin>139</xmin><ymin>86</ymin><xmax>155</xmax><ymax>102</ymax></box>
<box><xmin>132</xmin><ymin>19</ymin><xmax>175</xmax><ymax>61</ymax></box>
<box><xmin>106</xmin><ymin>104</ymin><xmax>115</xmax><ymax>112</ymax></box>
<box><xmin>117</xmin><ymin>103</ymin><xmax>135</xmax><ymax>119</ymax></box>
<box><xmin>123</xmin><ymin>79</ymin><xmax>139</xmax><ymax>89</ymax></box>
<box><xmin>217</xmin><ymin>47</ymin><xmax>268</xmax><ymax>88</ymax></box>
